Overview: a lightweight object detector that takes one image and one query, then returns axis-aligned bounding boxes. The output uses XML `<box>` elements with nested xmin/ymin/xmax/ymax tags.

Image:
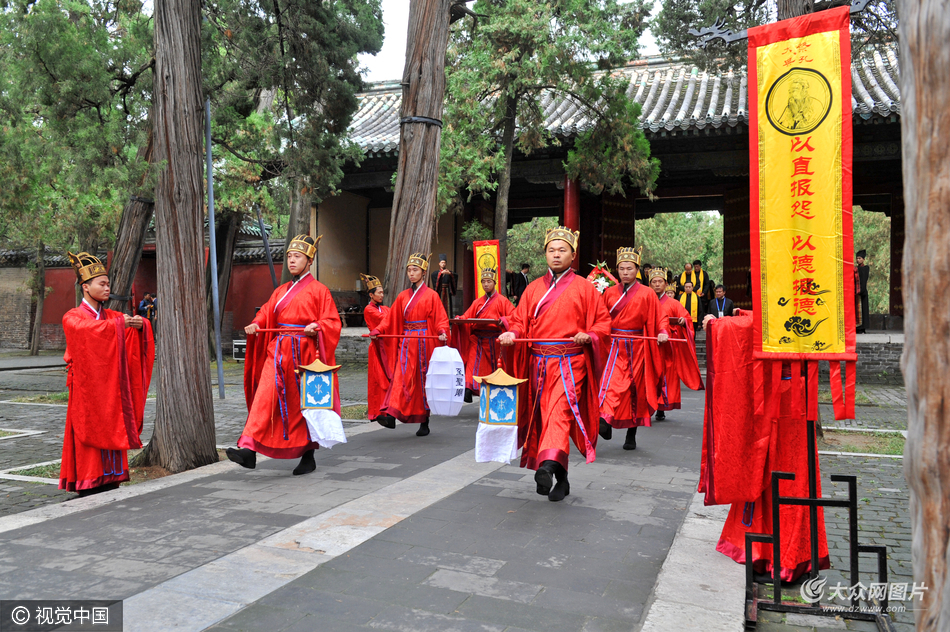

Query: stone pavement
<box><xmin>0</xmin><ymin>381</ymin><xmax>710</xmax><ymax>632</ymax></box>
<box><xmin>0</xmin><ymin>357</ymin><xmax>918</xmax><ymax>631</ymax></box>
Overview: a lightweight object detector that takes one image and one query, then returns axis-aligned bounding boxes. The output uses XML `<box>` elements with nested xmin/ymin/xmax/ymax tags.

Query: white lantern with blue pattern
<box><xmin>298</xmin><ymin>358</ymin><xmax>347</xmax><ymax>448</ymax></box>
<box><xmin>473</xmin><ymin>368</ymin><xmax>527</xmax><ymax>463</ymax></box>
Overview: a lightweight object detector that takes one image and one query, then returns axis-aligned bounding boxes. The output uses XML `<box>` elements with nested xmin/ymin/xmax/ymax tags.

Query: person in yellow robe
<box><xmin>678</xmin><ymin>281</ymin><xmax>701</xmax><ymax>332</ymax></box>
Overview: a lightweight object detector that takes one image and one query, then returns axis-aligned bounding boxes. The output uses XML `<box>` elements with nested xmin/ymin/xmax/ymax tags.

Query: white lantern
<box><xmin>473</xmin><ymin>367</ymin><xmax>527</xmax><ymax>463</ymax></box>
<box><xmin>298</xmin><ymin>358</ymin><xmax>347</xmax><ymax>449</ymax></box>
<box><xmin>424</xmin><ymin>346</ymin><xmax>466</xmax><ymax>417</ymax></box>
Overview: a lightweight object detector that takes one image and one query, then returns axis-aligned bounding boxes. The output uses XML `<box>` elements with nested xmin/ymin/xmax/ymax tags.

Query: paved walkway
<box><xmin>0</xmin><ymin>358</ymin><xmax>917</xmax><ymax>631</ymax></box>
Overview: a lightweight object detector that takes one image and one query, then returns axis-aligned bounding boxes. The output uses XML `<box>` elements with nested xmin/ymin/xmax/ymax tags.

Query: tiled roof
<box><xmin>350</xmin><ymin>48</ymin><xmax>900</xmax><ymax>157</ymax></box>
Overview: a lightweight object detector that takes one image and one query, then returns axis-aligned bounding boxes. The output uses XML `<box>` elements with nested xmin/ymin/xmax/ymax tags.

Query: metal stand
<box><xmin>743</xmin><ymin>362</ymin><xmax>892</xmax><ymax>631</ymax></box>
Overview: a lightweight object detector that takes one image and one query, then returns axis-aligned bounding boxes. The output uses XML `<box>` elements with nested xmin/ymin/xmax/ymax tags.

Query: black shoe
<box><xmin>226</xmin><ymin>447</ymin><xmax>257</xmax><ymax>469</ymax></box>
<box><xmin>623</xmin><ymin>427</ymin><xmax>637</xmax><ymax>451</ymax></box>
<box><xmin>598</xmin><ymin>418</ymin><xmax>612</xmax><ymax>441</ymax></box>
<box><xmin>535</xmin><ymin>461</ymin><xmax>556</xmax><ymax>496</ymax></box>
<box><xmin>292</xmin><ymin>450</ymin><xmax>316</xmax><ymax>476</ymax></box>
<box><xmin>376</xmin><ymin>415</ymin><xmax>396</xmax><ymax>429</ymax></box>
<box><xmin>416</xmin><ymin>421</ymin><xmax>430</xmax><ymax>437</ymax></box>
<box><xmin>655</xmin><ymin>410</ymin><xmax>665</xmax><ymax>421</ymax></box>
<box><xmin>549</xmin><ymin>465</ymin><xmax>570</xmax><ymax>502</ymax></box>
<box><xmin>464</xmin><ymin>388</ymin><xmax>474</xmax><ymax>403</ymax></box>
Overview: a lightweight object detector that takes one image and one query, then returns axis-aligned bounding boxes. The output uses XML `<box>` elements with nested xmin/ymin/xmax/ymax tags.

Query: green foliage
<box><xmin>0</xmin><ymin>0</ymin><xmax>154</xmax><ymax>253</ymax></box>
<box><xmin>853</xmin><ymin>205</ymin><xmax>890</xmax><ymax>314</ymax></box>
<box><xmin>651</xmin><ymin>0</ymin><xmax>898</xmax><ymax>72</ymax></box>
<box><xmin>460</xmin><ymin>219</ymin><xmax>493</xmax><ymax>250</ymax></box>
<box><xmin>506</xmin><ymin>217</ymin><xmax>560</xmax><ymax>280</ymax></box>
<box><xmin>634</xmin><ymin>212</ymin><xmax>723</xmax><ymax>284</ymax></box>
<box><xmin>439</xmin><ymin>0</ymin><xmax>659</xmax><ymax>214</ymax></box>
<box><xmin>203</xmin><ymin>0</ymin><xmax>384</xmax><ymax>203</ymax></box>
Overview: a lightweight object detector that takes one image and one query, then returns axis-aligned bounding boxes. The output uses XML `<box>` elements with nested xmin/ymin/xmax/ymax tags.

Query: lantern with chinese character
<box><xmin>298</xmin><ymin>358</ymin><xmax>347</xmax><ymax>448</ymax></box>
<box><xmin>473</xmin><ymin>367</ymin><xmax>527</xmax><ymax>463</ymax></box>
<box><xmin>424</xmin><ymin>345</ymin><xmax>466</xmax><ymax>416</ymax></box>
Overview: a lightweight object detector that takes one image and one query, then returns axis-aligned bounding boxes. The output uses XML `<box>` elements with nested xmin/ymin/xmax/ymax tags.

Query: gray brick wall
<box><xmin>0</xmin><ymin>268</ymin><xmax>31</xmax><ymax>349</ymax></box>
<box><xmin>335</xmin><ymin>336</ymin><xmax>370</xmax><ymax>364</ymax></box>
<box><xmin>816</xmin><ymin>340</ymin><xmax>904</xmax><ymax>386</ymax></box>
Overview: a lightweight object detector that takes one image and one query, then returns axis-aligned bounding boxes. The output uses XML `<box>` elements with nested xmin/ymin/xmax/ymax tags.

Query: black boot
<box><xmin>226</xmin><ymin>447</ymin><xmax>257</xmax><ymax>469</ymax></box>
<box><xmin>376</xmin><ymin>415</ymin><xmax>396</xmax><ymax>429</ymax></box>
<box><xmin>623</xmin><ymin>427</ymin><xmax>637</xmax><ymax>451</ymax></box>
<box><xmin>598</xmin><ymin>418</ymin><xmax>613</xmax><ymax>441</ymax></box>
<box><xmin>416</xmin><ymin>420</ymin><xmax>430</xmax><ymax>437</ymax></box>
<box><xmin>548</xmin><ymin>463</ymin><xmax>570</xmax><ymax>502</ymax></box>
<box><xmin>464</xmin><ymin>388</ymin><xmax>474</xmax><ymax>403</ymax></box>
<box><xmin>655</xmin><ymin>410</ymin><xmax>665</xmax><ymax>421</ymax></box>
<box><xmin>293</xmin><ymin>450</ymin><xmax>316</xmax><ymax>476</ymax></box>
<box><xmin>535</xmin><ymin>460</ymin><xmax>557</xmax><ymax>496</ymax></box>
<box><xmin>77</xmin><ymin>482</ymin><xmax>120</xmax><ymax>498</ymax></box>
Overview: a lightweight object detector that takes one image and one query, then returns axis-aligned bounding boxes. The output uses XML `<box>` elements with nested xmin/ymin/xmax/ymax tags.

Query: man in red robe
<box><xmin>499</xmin><ymin>227</ymin><xmax>612</xmax><ymax>502</ymax></box>
<box><xmin>597</xmin><ymin>246</ymin><xmax>665</xmax><ymax>451</ymax></box>
<box><xmin>700</xmin><ymin>311</ymin><xmax>829</xmax><ymax>583</ymax></box>
<box><xmin>370</xmin><ymin>253</ymin><xmax>449</xmax><ymax>437</ymax></box>
<box><xmin>361</xmin><ymin>273</ymin><xmax>393</xmax><ymax>423</ymax></box>
<box><xmin>229</xmin><ymin>235</ymin><xmax>342</xmax><ymax>475</ymax></box>
<box><xmin>650</xmin><ymin>268</ymin><xmax>704</xmax><ymax>421</ymax></box>
<box><xmin>451</xmin><ymin>267</ymin><xmax>515</xmax><ymax>403</ymax></box>
<box><xmin>60</xmin><ymin>252</ymin><xmax>154</xmax><ymax>496</ymax></box>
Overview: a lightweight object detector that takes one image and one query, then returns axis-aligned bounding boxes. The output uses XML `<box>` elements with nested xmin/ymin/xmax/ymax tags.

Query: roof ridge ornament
<box><xmin>688</xmin><ymin>0</ymin><xmax>873</xmax><ymax>48</ymax></box>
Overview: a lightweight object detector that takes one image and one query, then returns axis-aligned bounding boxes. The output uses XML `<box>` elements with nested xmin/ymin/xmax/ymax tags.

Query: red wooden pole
<box><xmin>563</xmin><ymin>176</ymin><xmax>580</xmax><ymax>271</ymax></box>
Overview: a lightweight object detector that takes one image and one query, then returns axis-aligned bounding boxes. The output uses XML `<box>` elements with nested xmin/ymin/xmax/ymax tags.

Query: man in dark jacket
<box><xmin>511</xmin><ymin>262</ymin><xmax>530</xmax><ymax>304</ymax></box>
<box><xmin>703</xmin><ymin>284</ymin><xmax>735</xmax><ymax>325</ymax></box>
<box><xmin>856</xmin><ymin>249</ymin><xmax>870</xmax><ymax>334</ymax></box>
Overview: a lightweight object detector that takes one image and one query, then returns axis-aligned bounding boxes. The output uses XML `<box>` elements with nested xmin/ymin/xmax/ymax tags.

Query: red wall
<box><xmin>226</xmin><ymin>263</ymin><xmax>278</xmax><ymax>331</ymax></box>
<box><xmin>42</xmin><ymin>269</ymin><xmax>81</xmax><ymax>324</ymax></box>
<box><xmin>38</xmin><ymin>258</ymin><xmax>276</xmax><ymax>346</ymax></box>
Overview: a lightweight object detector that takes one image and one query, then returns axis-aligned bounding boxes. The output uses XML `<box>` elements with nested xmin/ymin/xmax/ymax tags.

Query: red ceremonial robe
<box><xmin>506</xmin><ymin>270</ymin><xmax>612</xmax><ymax>471</ymax></box>
<box><xmin>599</xmin><ymin>282</ymin><xmax>665</xmax><ymax>428</ymax></box>
<box><xmin>371</xmin><ymin>284</ymin><xmax>450</xmax><ymax>424</ymax></box>
<box><xmin>60</xmin><ymin>301</ymin><xmax>154</xmax><ymax>492</ymax></box>
<box><xmin>241</xmin><ymin>274</ymin><xmax>342</xmax><ymax>458</ymax></box>
<box><xmin>363</xmin><ymin>302</ymin><xmax>393</xmax><ymax>421</ymax></box>
<box><xmin>451</xmin><ymin>291</ymin><xmax>515</xmax><ymax>393</ymax></box>
<box><xmin>656</xmin><ymin>294</ymin><xmax>704</xmax><ymax>411</ymax></box>
<box><xmin>700</xmin><ymin>311</ymin><xmax>829</xmax><ymax>582</ymax></box>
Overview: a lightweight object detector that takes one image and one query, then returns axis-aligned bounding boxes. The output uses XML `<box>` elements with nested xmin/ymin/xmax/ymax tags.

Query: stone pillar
<box><xmin>722</xmin><ymin>189</ymin><xmax>752</xmax><ymax>309</ymax></box>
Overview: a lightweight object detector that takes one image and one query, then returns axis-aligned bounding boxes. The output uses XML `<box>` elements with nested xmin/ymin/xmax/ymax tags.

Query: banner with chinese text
<box><xmin>473</xmin><ymin>240</ymin><xmax>500</xmax><ymax>300</ymax></box>
<box><xmin>749</xmin><ymin>6</ymin><xmax>856</xmax><ymax>360</ymax></box>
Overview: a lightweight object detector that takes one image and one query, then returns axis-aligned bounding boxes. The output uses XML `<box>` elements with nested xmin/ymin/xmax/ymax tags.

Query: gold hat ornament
<box><xmin>544</xmin><ymin>226</ymin><xmax>580</xmax><ymax>251</ymax></box>
<box><xmin>288</xmin><ymin>234</ymin><xmax>321</xmax><ymax>260</ymax></box>
<box><xmin>360</xmin><ymin>273</ymin><xmax>382</xmax><ymax>291</ymax></box>
<box><xmin>649</xmin><ymin>267</ymin><xmax>668</xmax><ymax>281</ymax></box>
<box><xmin>407</xmin><ymin>253</ymin><xmax>431</xmax><ymax>271</ymax></box>
<box><xmin>67</xmin><ymin>251</ymin><xmax>107</xmax><ymax>284</ymax></box>
<box><xmin>616</xmin><ymin>246</ymin><xmax>643</xmax><ymax>267</ymax></box>
<box><xmin>480</xmin><ymin>267</ymin><xmax>497</xmax><ymax>281</ymax></box>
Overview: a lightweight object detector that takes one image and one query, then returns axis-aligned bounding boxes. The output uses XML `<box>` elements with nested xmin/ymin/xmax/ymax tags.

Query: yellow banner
<box><xmin>473</xmin><ymin>240</ymin><xmax>500</xmax><ymax>300</ymax></box>
<box><xmin>749</xmin><ymin>7</ymin><xmax>854</xmax><ymax>358</ymax></box>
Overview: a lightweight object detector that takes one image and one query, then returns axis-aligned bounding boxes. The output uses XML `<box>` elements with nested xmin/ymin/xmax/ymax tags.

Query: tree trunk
<box><xmin>29</xmin><ymin>241</ymin><xmax>45</xmax><ymax>356</ymax></box>
<box><xmin>382</xmin><ymin>0</ymin><xmax>453</xmax><ymax>301</ymax></box>
<box><xmin>777</xmin><ymin>0</ymin><xmax>812</xmax><ymax>20</ymax></box>
<box><xmin>206</xmin><ymin>211</ymin><xmax>242</xmax><ymax>354</ymax></box>
<box><xmin>281</xmin><ymin>177</ymin><xmax>311</xmax><ymax>284</ymax></box>
<box><xmin>106</xmin><ymin>127</ymin><xmax>155</xmax><ymax>313</ymax></box>
<box><xmin>898</xmin><ymin>2</ymin><xmax>950</xmax><ymax>629</ymax></box>
<box><xmin>138</xmin><ymin>0</ymin><xmax>217</xmax><ymax>472</ymax></box>
<box><xmin>493</xmin><ymin>92</ymin><xmax>518</xmax><ymax>295</ymax></box>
